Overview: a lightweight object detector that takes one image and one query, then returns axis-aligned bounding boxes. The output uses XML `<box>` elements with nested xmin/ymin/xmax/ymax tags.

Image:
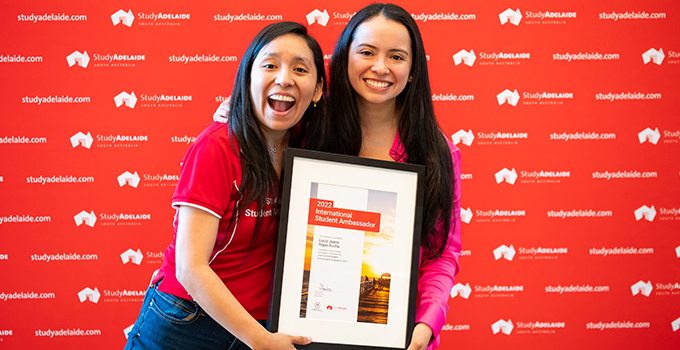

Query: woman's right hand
<box><xmin>252</xmin><ymin>332</ymin><xmax>312</xmax><ymax>350</ymax></box>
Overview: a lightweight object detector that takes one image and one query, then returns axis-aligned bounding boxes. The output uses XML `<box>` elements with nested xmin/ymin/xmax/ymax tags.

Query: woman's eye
<box><xmin>263</xmin><ymin>64</ymin><xmax>276</xmax><ymax>69</ymax></box>
<box><xmin>391</xmin><ymin>55</ymin><xmax>404</xmax><ymax>61</ymax></box>
<box><xmin>294</xmin><ymin>67</ymin><xmax>308</xmax><ymax>73</ymax></box>
<box><xmin>359</xmin><ymin>50</ymin><xmax>372</xmax><ymax>56</ymax></box>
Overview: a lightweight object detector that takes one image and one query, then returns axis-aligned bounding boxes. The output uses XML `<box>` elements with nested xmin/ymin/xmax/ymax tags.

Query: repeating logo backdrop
<box><xmin>1</xmin><ymin>1</ymin><xmax>678</xmax><ymax>349</ymax></box>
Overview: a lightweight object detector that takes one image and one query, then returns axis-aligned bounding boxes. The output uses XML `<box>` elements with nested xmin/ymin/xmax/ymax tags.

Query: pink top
<box><xmin>389</xmin><ymin>131</ymin><xmax>462</xmax><ymax>350</ymax></box>
<box><xmin>154</xmin><ymin>123</ymin><xmax>279</xmax><ymax>320</ymax></box>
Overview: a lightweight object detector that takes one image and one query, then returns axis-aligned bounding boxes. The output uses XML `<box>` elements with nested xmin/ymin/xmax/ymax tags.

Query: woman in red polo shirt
<box><xmin>124</xmin><ymin>21</ymin><xmax>325</xmax><ymax>350</ymax></box>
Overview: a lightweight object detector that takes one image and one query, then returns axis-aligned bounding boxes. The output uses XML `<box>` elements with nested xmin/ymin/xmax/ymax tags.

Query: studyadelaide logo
<box><xmin>111</xmin><ymin>9</ymin><xmax>134</xmax><ymax>27</ymax></box>
<box><xmin>102</xmin><ymin>288</ymin><xmax>146</xmax><ymax>303</ymax></box>
<box><xmin>658</xmin><ymin>207</ymin><xmax>680</xmax><ymax>221</ymax></box>
<box><xmin>522</xmin><ymin>91</ymin><xmax>574</xmax><ymax>105</ymax></box>
<box><xmin>517</xmin><ymin>246</ymin><xmax>568</xmax><ymax>260</ymax></box>
<box><xmin>642</xmin><ymin>48</ymin><xmax>664</xmax><ymax>65</ymax></box>
<box><xmin>523</xmin><ymin>9</ymin><xmax>577</xmax><ymax>25</ymax></box>
<box><xmin>92</xmin><ymin>52</ymin><xmax>145</xmax><ymax>68</ymax></box>
<box><xmin>79</xmin><ymin>285</ymin><xmax>145</xmax><ymax>303</ymax></box>
<box><xmin>635</xmin><ymin>205</ymin><xmax>679</xmax><ymax>222</ymax></box>
<box><xmin>661</xmin><ymin>129</ymin><xmax>680</xmax><ymax>144</ymax></box>
<box><xmin>493</xmin><ymin>244</ymin><xmax>567</xmax><ymax>262</ymax></box>
<box><xmin>75</xmin><ymin>210</ymin><xmax>151</xmax><ymax>227</ymax></box>
<box><xmin>143</xmin><ymin>173</ymin><xmax>180</xmax><ymax>187</ymax></box>
<box><xmin>306</xmin><ymin>9</ymin><xmax>330</xmax><ymax>26</ymax></box>
<box><xmin>667</xmin><ymin>49</ymin><xmax>680</xmax><ymax>64</ymax></box>
<box><xmin>95</xmin><ymin>133</ymin><xmax>149</xmax><ymax>149</ymax></box>
<box><xmin>497</xmin><ymin>88</ymin><xmax>574</xmax><ymax>107</ymax></box>
<box><xmin>74</xmin><ymin>210</ymin><xmax>97</xmax><ymax>227</ymax></box>
<box><xmin>631</xmin><ymin>280</ymin><xmax>653</xmax><ymax>297</ymax></box>
<box><xmin>66</xmin><ymin>50</ymin><xmax>89</xmax><ymax>68</ymax></box>
<box><xmin>70</xmin><ymin>132</ymin><xmax>93</xmax><ymax>149</ymax></box>
<box><xmin>475</xmin><ymin>208</ymin><xmax>526</xmax><ymax>223</ymax></box>
<box><xmin>492</xmin><ymin>319</ymin><xmax>514</xmax><ymax>335</ymax></box>
<box><xmin>136</xmin><ymin>10</ymin><xmax>190</xmax><ymax>26</ymax></box>
<box><xmin>99</xmin><ymin>212</ymin><xmax>152</xmax><ymax>227</ymax></box>
<box><xmin>501</xmin><ymin>7</ymin><xmax>581</xmax><ymax>25</ymax></box>
<box><xmin>495</xmin><ymin>168</ymin><xmax>518</xmax><ymax>184</ymax></box>
<box><xmin>638</xmin><ymin>127</ymin><xmax>660</xmax><ymax>144</ymax></box>
<box><xmin>634</xmin><ymin>205</ymin><xmax>656</xmax><ymax>222</ymax></box>
<box><xmin>473</xmin><ymin>284</ymin><xmax>524</xmax><ymax>299</ymax></box>
<box><xmin>118</xmin><ymin>171</ymin><xmax>140</xmax><ymax>188</ymax></box>
<box><xmin>68</xmin><ymin>48</ymin><xmax>144</xmax><ymax>68</ymax></box>
<box><xmin>450</xmin><ymin>283</ymin><xmax>472</xmax><ymax>299</ymax></box>
<box><xmin>476</xmin><ymin>131</ymin><xmax>529</xmax><ymax>146</ymax></box>
<box><xmin>120</xmin><ymin>249</ymin><xmax>143</xmax><ymax>265</ymax></box>
<box><xmin>117</xmin><ymin>170</ymin><xmax>180</xmax><ymax>188</ymax></box>
<box><xmin>496</xmin><ymin>167</ymin><xmax>571</xmax><ymax>184</ymax></box>
<box><xmin>463</xmin><ymin>49</ymin><xmax>530</xmax><ymax>66</ymax></box>
<box><xmin>453</xmin><ymin>49</ymin><xmax>476</xmax><ymax>67</ymax></box>
<box><xmin>499</xmin><ymin>9</ymin><xmax>522</xmax><ymax>26</ymax></box>
<box><xmin>637</xmin><ymin>127</ymin><xmax>680</xmax><ymax>144</ymax></box>
<box><xmin>78</xmin><ymin>287</ymin><xmax>100</xmax><ymax>303</ymax></box>
<box><xmin>493</xmin><ymin>318</ymin><xmax>565</xmax><ymax>335</ymax></box>
<box><xmin>114</xmin><ymin>91</ymin><xmax>137</xmax><ymax>108</ymax></box>
<box><xmin>122</xmin><ymin>248</ymin><xmax>164</xmax><ymax>264</ymax></box>
<box><xmin>515</xmin><ymin>321</ymin><xmax>565</xmax><ymax>335</ymax></box>
<box><xmin>494</xmin><ymin>245</ymin><xmax>516</xmax><ymax>261</ymax></box>
<box><xmin>655</xmin><ymin>281</ymin><xmax>680</xmax><ymax>296</ymax></box>
<box><xmin>497</xmin><ymin>89</ymin><xmax>520</xmax><ymax>106</ymax></box>
<box><xmin>138</xmin><ymin>92</ymin><xmax>193</xmax><ymax>108</ymax></box>
<box><xmin>451</xmin><ymin>129</ymin><xmax>474</xmax><ymax>146</ymax></box>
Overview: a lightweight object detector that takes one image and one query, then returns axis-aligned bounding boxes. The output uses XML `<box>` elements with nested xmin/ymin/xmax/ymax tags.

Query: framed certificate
<box><xmin>269</xmin><ymin>148</ymin><xmax>425</xmax><ymax>350</ymax></box>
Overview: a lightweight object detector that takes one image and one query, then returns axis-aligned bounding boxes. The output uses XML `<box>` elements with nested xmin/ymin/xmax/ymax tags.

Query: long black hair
<box><xmin>228</xmin><ymin>22</ymin><xmax>326</xmax><ymax>227</ymax></box>
<box><xmin>307</xmin><ymin>4</ymin><xmax>455</xmax><ymax>258</ymax></box>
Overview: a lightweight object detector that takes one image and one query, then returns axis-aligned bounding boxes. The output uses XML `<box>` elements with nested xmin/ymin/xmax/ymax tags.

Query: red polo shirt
<box><xmin>155</xmin><ymin>123</ymin><xmax>278</xmax><ymax>320</ymax></box>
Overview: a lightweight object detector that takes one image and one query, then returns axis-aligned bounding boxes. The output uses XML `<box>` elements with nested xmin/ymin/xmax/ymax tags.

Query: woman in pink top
<box><xmin>305</xmin><ymin>4</ymin><xmax>462</xmax><ymax>350</ymax></box>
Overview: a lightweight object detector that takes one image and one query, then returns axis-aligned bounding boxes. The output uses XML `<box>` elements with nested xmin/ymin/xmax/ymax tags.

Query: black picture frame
<box><xmin>269</xmin><ymin>148</ymin><xmax>425</xmax><ymax>350</ymax></box>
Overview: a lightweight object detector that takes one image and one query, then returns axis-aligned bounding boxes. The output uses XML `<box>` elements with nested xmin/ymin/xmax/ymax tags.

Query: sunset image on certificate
<box><xmin>356</xmin><ymin>189</ymin><xmax>396</xmax><ymax>324</ymax></box>
<box><xmin>299</xmin><ymin>182</ymin><xmax>396</xmax><ymax>325</ymax></box>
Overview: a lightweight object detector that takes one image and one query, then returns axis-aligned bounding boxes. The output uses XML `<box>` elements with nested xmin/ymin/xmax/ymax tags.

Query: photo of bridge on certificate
<box><xmin>299</xmin><ymin>182</ymin><xmax>397</xmax><ymax>325</ymax></box>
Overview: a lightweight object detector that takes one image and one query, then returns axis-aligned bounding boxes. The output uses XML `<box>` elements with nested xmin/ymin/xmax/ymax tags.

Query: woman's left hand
<box><xmin>406</xmin><ymin>323</ymin><xmax>433</xmax><ymax>350</ymax></box>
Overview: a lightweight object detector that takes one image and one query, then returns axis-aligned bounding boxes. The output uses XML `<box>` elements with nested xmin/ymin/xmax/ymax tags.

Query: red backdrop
<box><xmin>1</xmin><ymin>0</ymin><xmax>679</xmax><ymax>349</ymax></box>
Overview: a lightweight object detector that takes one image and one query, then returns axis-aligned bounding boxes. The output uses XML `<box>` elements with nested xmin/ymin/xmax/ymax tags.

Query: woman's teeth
<box><xmin>365</xmin><ymin>80</ymin><xmax>390</xmax><ymax>88</ymax></box>
<box><xmin>268</xmin><ymin>94</ymin><xmax>296</xmax><ymax>111</ymax></box>
<box><xmin>269</xmin><ymin>94</ymin><xmax>295</xmax><ymax>102</ymax></box>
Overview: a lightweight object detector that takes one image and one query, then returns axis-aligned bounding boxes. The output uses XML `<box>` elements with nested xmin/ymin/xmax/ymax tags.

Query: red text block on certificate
<box><xmin>308</xmin><ymin>198</ymin><xmax>381</xmax><ymax>233</ymax></box>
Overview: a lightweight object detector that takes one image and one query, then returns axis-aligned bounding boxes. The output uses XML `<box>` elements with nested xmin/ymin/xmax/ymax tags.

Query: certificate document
<box><xmin>271</xmin><ymin>149</ymin><xmax>424</xmax><ymax>349</ymax></box>
<box><xmin>300</xmin><ymin>183</ymin><xmax>396</xmax><ymax>325</ymax></box>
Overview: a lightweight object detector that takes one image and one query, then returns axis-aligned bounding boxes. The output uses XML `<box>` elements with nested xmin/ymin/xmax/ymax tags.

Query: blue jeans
<box><xmin>124</xmin><ymin>282</ymin><xmax>264</xmax><ymax>350</ymax></box>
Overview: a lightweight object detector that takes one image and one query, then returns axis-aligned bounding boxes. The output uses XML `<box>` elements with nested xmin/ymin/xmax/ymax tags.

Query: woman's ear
<box><xmin>313</xmin><ymin>78</ymin><xmax>324</xmax><ymax>104</ymax></box>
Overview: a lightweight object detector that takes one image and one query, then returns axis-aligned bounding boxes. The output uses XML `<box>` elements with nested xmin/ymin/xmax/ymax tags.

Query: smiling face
<box><xmin>347</xmin><ymin>15</ymin><xmax>413</xmax><ymax>109</ymax></box>
<box><xmin>250</xmin><ymin>34</ymin><xmax>323</xmax><ymax>137</ymax></box>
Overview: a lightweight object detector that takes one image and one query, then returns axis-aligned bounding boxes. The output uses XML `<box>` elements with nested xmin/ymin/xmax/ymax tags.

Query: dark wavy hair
<box><xmin>228</xmin><ymin>22</ymin><xmax>326</xmax><ymax>230</ymax></box>
<box><xmin>307</xmin><ymin>3</ymin><xmax>455</xmax><ymax>258</ymax></box>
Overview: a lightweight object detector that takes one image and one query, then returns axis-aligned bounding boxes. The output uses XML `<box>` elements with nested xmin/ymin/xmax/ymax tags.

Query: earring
<box><xmin>409</xmin><ymin>76</ymin><xmax>413</xmax><ymax>82</ymax></box>
<box><xmin>313</xmin><ymin>101</ymin><xmax>317</xmax><ymax>108</ymax></box>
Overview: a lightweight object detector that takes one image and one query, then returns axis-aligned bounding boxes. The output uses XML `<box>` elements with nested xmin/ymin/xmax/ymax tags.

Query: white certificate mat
<box><xmin>270</xmin><ymin>149</ymin><xmax>425</xmax><ymax>350</ymax></box>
